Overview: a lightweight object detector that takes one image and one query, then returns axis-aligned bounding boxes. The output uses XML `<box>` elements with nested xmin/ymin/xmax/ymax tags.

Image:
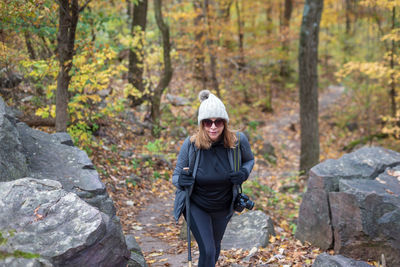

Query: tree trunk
<box><xmin>219</xmin><ymin>0</ymin><xmax>233</xmax><ymax>49</ymax></box>
<box><xmin>266</xmin><ymin>3</ymin><xmax>273</xmax><ymax>35</ymax></box>
<box><xmin>280</xmin><ymin>0</ymin><xmax>293</xmax><ymax>77</ymax></box>
<box><xmin>235</xmin><ymin>0</ymin><xmax>245</xmax><ymax>70</ymax></box>
<box><xmin>17</xmin><ymin>114</ymin><xmax>56</xmax><ymax>127</ymax></box>
<box><xmin>152</xmin><ymin>0</ymin><xmax>173</xmax><ymax>137</ymax></box>
<box><xmin>345</xmin><ymin>0</ymin><xmax>351</xmax><ymax>35</ymax></box>
<box><xmin>39</xmin><ymin>36</ymin><xmax>53</xmax><ymax>59</ymax></box>
<box><xmin>203</xmin><ymin>0</ymin><xmax>221</xmax><ymax>98</ymax></box>
<box><xmin>24</xmin><ymin>32</ymin><xmax>36</xmax><ymax>60</ymax></box>
<box><xmin>193</xmin><ymin>0</ymin><xmax>207</xmax><ymax>87</ymax></box>
<box><xmin>299</xmin><ymin>0</ymin><xmax>323</xmax><ymax>174</ymax></box>
<box><xmin>390</xmin><ymin>6</ymin><xmax>396</xmax><ymax>118</ymax></box>
<box><xmin>127</xmin><ymin>0</ymin><xmax>132</xmax><ymax>25</ymax></box>
<box><xmin>128</xmin><ymin>0</ymin><xmax>148</xmax><ymax>107</ymax></box>
<box><xmin>56</xmin><ymin>0</ymin><xmax>80</xmax><ymax>132</ymax></box>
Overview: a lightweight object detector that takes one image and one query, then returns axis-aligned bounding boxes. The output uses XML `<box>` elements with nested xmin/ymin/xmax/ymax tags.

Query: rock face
<box><xmin>296</xmin><ymin>147</ymin><xmax>400</xmax><ymax>265</ymax></box>
<box><xmin>0</xmin><ymin>97</ymin><xmax>29</xmax><ymax>181</ymax></box>
<box><xmin>125</xmin><ymin>235</ymin><xmax>148</xmax><ymax>267</ymax></box>
<box><xmin>312</xmin><ymin>253</ymin><xmax>373</xmax><ymax>267</ymax></box>
<box><xmin>0</xmin><ymin>178</ymin><xmax>118</xmax><ymax>266</ymax></box>
<box><xmin>0</xmin><ymin>96</ymin><xmax>131</xmax><ymax>266</ymax></box>
<box><xmin>16</xmin><ymin>123</ymin><xmax>116</xmax><ymax>217</ymax></box>
<box><xmin>221</xmin><ymin>210</ymin><xmax>275</xmax><ymax>250</ymax></box>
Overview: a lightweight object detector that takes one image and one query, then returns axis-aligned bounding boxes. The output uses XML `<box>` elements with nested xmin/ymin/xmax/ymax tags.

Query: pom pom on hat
<box><xmin>199</xmin><ymin>90</ymin><xmax>211</xmax><ymax>102</ymax></box>
<box><xmin>197</xmin><ymin>90</ymin><xmax>229</xmax><ymax>125</ymax></box>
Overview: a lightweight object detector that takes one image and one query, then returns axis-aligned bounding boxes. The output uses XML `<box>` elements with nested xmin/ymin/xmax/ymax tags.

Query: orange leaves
<box><xmin>34</xmin><ymin>206</ymin><xmax>44</xmax><ymax>222</ymax></box>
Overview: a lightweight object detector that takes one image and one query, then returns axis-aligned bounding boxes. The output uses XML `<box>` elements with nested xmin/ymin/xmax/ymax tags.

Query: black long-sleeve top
<box><xmin>191</xmin><ymin>140</ymin><xmax>232</xmax><ymax>212</ymax></box>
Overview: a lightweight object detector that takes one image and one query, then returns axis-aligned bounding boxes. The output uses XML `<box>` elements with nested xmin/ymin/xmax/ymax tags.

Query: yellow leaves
<box><xmin>360</xmin><ymin>0</ymin><xmax>400</xmax><ymax>9</ymax></box>
<box><xmin>35</xmin><ymin>108</ymin><xmax>48</xmax><ymax>119</ymax></box>
<box><xmin>169</xmin><ymin>10</ymin><xmax>198</xmax><ymax>22</ymax></box>
<box><xmin>280</xmin><ymin>220</ymin><xmax>290</xmax><ymax>232</ymax></box>
<box><xmin>118</xmin><ymin>30</ymin><xmax>145</xmax><ymax>50</ymax></box>
<box><xmin>73</xmin><ymin>94</ymin><xmax>102</xmax><ymax>104</ymax></box>
<box><xmin>321</xmin><ymin>0</ymin><xmax>340</xmax><ymax>28</ymax></box>
<box><xmin>35</xmin><ymin>105</ymin><xmax>55</xmax><ymax>119</ymax></box>
<box><xmin>381</xmin><ymin>29</ymin><xmax>400</xmax><ymax>42</ymax></box>
<box><xmin>124</xmin><ymin>83</ymin><xmax>142</xmax><ymax>98</ymax></box>
<box><xmin>20</xmin><ymin>57</ymin><xmax>58</xmax><ymax>81</ymax></box>
<box><xmin>50</xmin><ymin>105</ymin><xmax>56</xmax><ymax>118</ymax></box>
<box><xmin>382</xmin><ymin>113</ymin><xmax>400</xmax><ymax>138</ymax></box>
<box><xmin>336</xmin><ymin>61</ymin><xmax>390</xmax><ymax>83</ymax></box>
<box><xmin>147</xmin><ymin>252</ymin><xmax>163</xmax><ymax>257</ymax></box>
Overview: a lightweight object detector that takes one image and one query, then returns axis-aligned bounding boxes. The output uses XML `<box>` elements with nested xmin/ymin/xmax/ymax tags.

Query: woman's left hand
<box><xmin>229</xmin><ymin>168</ymin><xmax>248</xmax><ymax>184</ymax></box>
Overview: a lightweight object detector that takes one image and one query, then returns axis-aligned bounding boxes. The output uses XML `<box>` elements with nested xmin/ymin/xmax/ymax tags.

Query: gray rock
<box><xmin>261</xmin><ymin>141</ymin><xmax>276</xmax><ymax>158</ymax></box>
<box><xmin>166</xmin><ymin>94</ymin><xmax>190</xmax><ymax>106</ymax></box>
<box><xmin>0</xmin><ymin>97</ymin><xmax>29</xmax><ymax>182</ymax></box>
<box><xmin>0</xmin><ymin>96</ymin><xmax>130</xmax><ymax>266</ymax></box>
<box><xmin>125</xmin><ymin>235</ymin><xmax>143</xmax><ymax>256</ymax></box>
<box><xmin>50</xmin><ymin>132</ymin><xmax>74</xmax><ymax>146</ymax></box>
<box><xmin>0</xmin><ymin>178</ymin><xmax>125</xmax><ymax>266</ymax></box>
<box><xmin>221</xmin><ymin>211</ymin><xmax>274</xmax><ymax>249</ymax></box>
<box><xmin>170</xmin><ymin>126</ymin><xmax>188</xmax><ymax>138</ymax></box>
<box><xmin>124</xmin><ymin>235</ymin><xmax>147</xmax><ymax>267</ymax></box>
<box><xmin>296</xmin><ymin>189</ymin><xmax>332</xmax><ymax>250</ymax></box>
<box><xmin>127</xmin><ymin>251</ymin><xmax>148</xmax><ymax>267</ymax></box>
<box><xmin>296</xmin><ymin>146</ymin><xmax>400</xmax><ymax>265</ymax></box>
<box><xmin>330</xmin><ymin>169</ymin><xmax>400</xmax><ymax>263</ymax></box>
<box><xmin>0</xmin><ymin>257</ymin><xmax>53</xmax><ymax>267</ymax></box>
<box><xmin>259</xmin><ymin>141</ymin><xmax>276</xmax><ymax>164</ymax></box>
<box><xmin>312</xmin><ymin>253</ymin><xmax>373</xmax><ymax>267</ymax></box>
<box><xmin>309</xmin><ymin>147</ymin><xmax>400</xmax><ymax>192</ymax></box>
<box><xmin>16</xmin><ymin>122</ymin><xmax>115</xmax><ymax>216</ymax></box>
<box><xmin>0</xmin><ymin>69</ymin><xmax>23</xmax><ymax>88</ymax></box>
<box><xmin>120</xmin><ymin>150</ymin><xmax>134</xmax><ymax>158</ymax></box>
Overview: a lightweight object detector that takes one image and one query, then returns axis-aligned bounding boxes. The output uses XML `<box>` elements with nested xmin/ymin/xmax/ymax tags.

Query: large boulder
<box><xmin>296</xmin><ymin>146</ymin><xmax>400</xmax><ymax>265</ymax></box>
<box><xmin>0</xmin><ymin>96</ymin><xmax>131</xmax><ymax>266</ymax></box>
<box><xmin>0</xmin><ymin>97</ymin><xmax>29</xmax><ymax>181</ymax></box>
<box><xmin>0</xmin><ymin>257</ymin><xmax>52</xmax><ymax>267</ymax></box>
<box><xmin>221</xmin><ymin>210</ymin><xmax>275</xmax><ymax>249</ymax></box>
<box><xmin>0</xmin><ymin>178</ymin><xmax>125</xmax><ymax>266</ymax></box>
<box><xmin>16</xmin><ymin>123</ymin><xmax>116</xmax><ymax>217</ymax></box>
<box><xmin>312</xmin><ymin>253</ymin><xmax>373</xmax><ymax>267</ymax></box>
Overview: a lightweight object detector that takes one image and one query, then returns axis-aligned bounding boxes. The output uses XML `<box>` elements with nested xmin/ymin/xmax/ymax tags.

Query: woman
<box><xmin>172</xmin><ymin>90</ymin><xmax>255</xmax><ymax>266</ymax></box>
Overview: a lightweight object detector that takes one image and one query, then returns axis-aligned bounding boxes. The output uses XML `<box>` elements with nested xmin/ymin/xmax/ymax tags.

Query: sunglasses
<box><xmin>202</xmin><ymin>118</ymin><xmax>225</xmax><ymax>128</ymax></box>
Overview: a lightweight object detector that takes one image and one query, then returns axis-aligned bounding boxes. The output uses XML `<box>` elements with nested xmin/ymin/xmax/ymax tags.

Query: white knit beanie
<box><xmin>197</xmin><ymin>90</ymin><xmax>229</xmax><ymax>125</ymax></box>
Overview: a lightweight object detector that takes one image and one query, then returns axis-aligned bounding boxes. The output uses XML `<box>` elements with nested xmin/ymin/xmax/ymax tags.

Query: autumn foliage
<box><xmin>1</xmin><ymin>0</ymin><xmax>399</xmax><ymax>265</ymax></box>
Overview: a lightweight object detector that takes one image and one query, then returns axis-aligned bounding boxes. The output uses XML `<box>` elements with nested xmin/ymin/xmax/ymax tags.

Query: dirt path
<box><xmin>134</xmin><ymin>196</ymin><xmax>193</xmax><ymax>266</ymax></box>
<box><xmin>132</xmin><ymin>85</ymin><xmax>345</xmax><ymax>266</ymax></box>
<box><xmin>259</xmin><ymin>85</ymin><xmax>345</xmax><ymax>175</ymax></box>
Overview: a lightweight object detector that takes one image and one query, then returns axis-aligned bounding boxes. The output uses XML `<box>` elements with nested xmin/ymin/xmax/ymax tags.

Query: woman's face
<box><xmin>202</xmin><ymin>118</ymin><xmax>225</xmax><ymax>142</ymax></box>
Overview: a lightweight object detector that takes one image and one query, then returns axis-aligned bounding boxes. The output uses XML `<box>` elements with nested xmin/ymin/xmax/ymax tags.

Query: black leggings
<box><xmin>184</xmin><ymin>201</ymin><xmax>231</xmax><ymax>267</ymax></box>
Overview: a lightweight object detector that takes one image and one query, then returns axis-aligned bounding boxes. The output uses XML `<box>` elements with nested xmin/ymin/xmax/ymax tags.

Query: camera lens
<box><xmin>245</xmin><ymin>199</ymin><xmax>255</xmax><ymax>210</ymax></box>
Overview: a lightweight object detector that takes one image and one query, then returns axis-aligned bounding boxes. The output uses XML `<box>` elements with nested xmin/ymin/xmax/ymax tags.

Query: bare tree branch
<box><xmin>79</xmin><ymin>0</ymin><xmax>92</xmax><ymax>12</ymax></box>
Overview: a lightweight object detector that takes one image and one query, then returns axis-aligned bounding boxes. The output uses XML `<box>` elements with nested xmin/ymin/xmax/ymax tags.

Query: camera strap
<box><xmin>234</xmin><ymin>132</ymin><xmax>243</xmax><ymax>194</ymax></box>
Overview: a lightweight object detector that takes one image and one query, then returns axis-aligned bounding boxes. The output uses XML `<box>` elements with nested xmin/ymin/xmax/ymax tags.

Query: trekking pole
<box><xmin>183</xmin><ymin>167</ymin><xmax>192</xmax><ymax>267</ymax></box>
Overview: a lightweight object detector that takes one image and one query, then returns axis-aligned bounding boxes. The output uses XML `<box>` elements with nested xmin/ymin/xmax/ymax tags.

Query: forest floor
<box><xmin>90</xmin><ymin>84</ymin><xmax>354</xmax><ymax>266</ymax></box>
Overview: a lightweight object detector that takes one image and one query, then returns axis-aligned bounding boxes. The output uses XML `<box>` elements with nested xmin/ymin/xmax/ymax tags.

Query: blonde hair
<box><xmin>190</xmin><ymin>120</ymin><xmax>237</xmax><ymax>150</ymax></box>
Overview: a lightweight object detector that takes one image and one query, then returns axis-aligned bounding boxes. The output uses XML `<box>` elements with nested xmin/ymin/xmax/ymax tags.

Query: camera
<box><xmin>234</xmin><ymin>193</ymin><xmax>255</xmax><ymax>212</ymax></box>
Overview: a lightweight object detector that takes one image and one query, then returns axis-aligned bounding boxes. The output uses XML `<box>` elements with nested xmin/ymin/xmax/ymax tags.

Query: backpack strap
<box><xmin>234</xmin><ymin>132</ymin><xmax>243</xmax><ymax>193</ymax></box>
<box><xmin>234</xmin><ymin>132</ymin><xmax>241</xmax><ymax>171</ymax></box>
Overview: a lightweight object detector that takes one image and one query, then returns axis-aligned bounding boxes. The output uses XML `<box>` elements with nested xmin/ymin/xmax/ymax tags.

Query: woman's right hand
<box><xmin>178</xmin><ymin>170</ymin><xmax>194</xmax><ymax>187</ymax></box>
